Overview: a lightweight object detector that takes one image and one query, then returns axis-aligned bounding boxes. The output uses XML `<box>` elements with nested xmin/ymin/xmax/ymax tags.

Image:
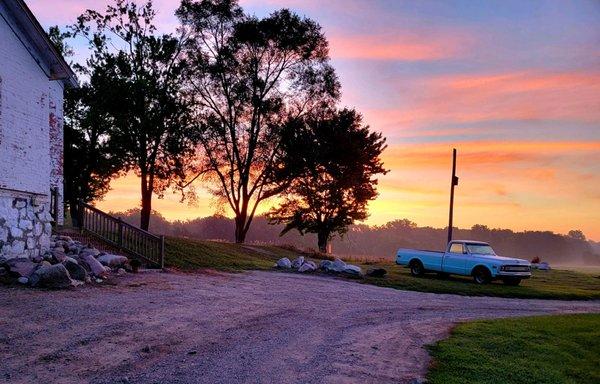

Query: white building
<box><xmin>0</xmin><ymin>0</ymin><xmax>77</xmax><ymax>260</ymax></box>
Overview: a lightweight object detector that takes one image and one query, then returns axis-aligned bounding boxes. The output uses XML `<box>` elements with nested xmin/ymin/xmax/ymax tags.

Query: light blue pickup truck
<box><xmin>396</xmin><ymin>240</ymin><xmax>531</xmax><ymax>285</ymax></box>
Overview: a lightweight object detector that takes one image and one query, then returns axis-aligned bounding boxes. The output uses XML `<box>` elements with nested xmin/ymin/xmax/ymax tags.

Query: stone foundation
<box><xmin>0</xmin><ymin>190</ymin><xmax>52</xmax><ymax>260</ymax></box>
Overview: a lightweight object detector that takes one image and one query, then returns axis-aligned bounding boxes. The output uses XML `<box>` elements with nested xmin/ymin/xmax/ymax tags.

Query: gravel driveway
<box><xmin>1</xmin><ymin>270</ymin><xmax>599</xmax><ymax>384</ymax></box>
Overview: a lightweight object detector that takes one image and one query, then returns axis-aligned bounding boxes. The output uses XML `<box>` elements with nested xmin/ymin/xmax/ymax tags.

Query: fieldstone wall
<box><xmin>0</xmin><ymin>190</ymin><xmax>52</xmax><ymax>260</ymax></box>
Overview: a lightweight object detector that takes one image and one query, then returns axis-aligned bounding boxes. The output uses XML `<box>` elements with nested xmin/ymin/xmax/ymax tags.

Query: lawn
<box><xmin>426</xmin><ymin>313</ymin><xmax>600</xmax><ymax>384</ymax></box>
<box><xmin>165</xmin><ymin>237</ymin><xmax>600</xmax><ymax>300</ymax></box>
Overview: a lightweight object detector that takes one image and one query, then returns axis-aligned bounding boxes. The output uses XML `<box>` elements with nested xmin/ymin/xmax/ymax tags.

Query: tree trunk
<box><xmin>234</xmin><ymin>215</ymin><xmax>247</xmax><ymax>243</ymax></box>
<box><xmin>317</xmin><ymin>231</ymin><xmax>329</xmax><ymax>253</ymax></box>
<box><xmin>68</xmin><ymin>198</ymin><xmax>79</xmax><ymax>228</ymax></box>
<box><xmin>140</xmin><ymin>173</ymin><xmax>152</xmax><ymax>231</ymax></box>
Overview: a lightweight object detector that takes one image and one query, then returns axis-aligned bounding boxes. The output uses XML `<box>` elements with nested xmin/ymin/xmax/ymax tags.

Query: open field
<box><xmin>427</xmin><ymin>313</ymin><xmax>600</xmax><ymax>384</ymax></box>
<box><xmin>1</xmin><ymin>271</ymin><xmax>599</xmax><ymax>384</ymax></box>
<box><xmin>165</xmin><ymin>237</ymin><xmax>600</xmax><ymax>300</ymax></box>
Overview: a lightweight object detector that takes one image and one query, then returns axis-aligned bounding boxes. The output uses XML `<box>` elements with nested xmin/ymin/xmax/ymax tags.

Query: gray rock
<box><xmin>366</xmin><ymin>268</ymin><xmax>387</xmax><ymax>278</ymax></box>
<box><xmin>30</xmin><ymin>264</ymin><xmax>74</xmax><ymax>289</ymax></box>
<box><xmin>79</xmin><ymin>247</ymin><xmax>100</xmax><ymax>257</ymax></box>
<box><xmin>63</xmin><ymin>258</ymin><xmax>88</xmax><ymax>281</ymax></box>
<box><xmin>319</xmin><ymin>260</ymin><xmax>333</xmax><ymax>271</ymax></box>
<box><xmin>275</xmin><ymin>257</ymin><xmax>292</xmax><ymax>269</ymax></box>
<box><xmin>17</xmin><ymin>276</ymin><xmax>29</xmax><ymax>285</ymax></box>
<box><xmin>51</xmin><ymin>247</ymin><xmax>67</xmax><ymax>263</ymax></box>
<box><xmin>342</xmin><ymin>264</ymin><xmax>363</xmax><ymax>277</ymax></box>
<box><xmin>117</xmin><ymin>268</ymin><xmax>127</xmax><ymax>275</ymax></box>
<box><xmin>5</xmin><ymin>258</ymin><xmax>37</xmax><ymax>278</ymax></box>
<box><xmin>298</xmin><ymin>261</ymin><xmax>317</xmax><ymax>273</ymax></box>
<box><xmin>97</xmin><ymin>254</ymin><xmax>129</xmax><ymax>268</ymax></box>
<box><xmin>291</xmin><ymin>256</ymin><xmax>305</xmax><ymax>269</ymax></box>
<box><xmin>81</xmin><ymin>254</ymin><xmax>107</xmax><ymax>277</ymax></box>
<box><xmin>331</xmin><ymin>258</ymin><xmax>347</xmax><ymax>272</ymax></box>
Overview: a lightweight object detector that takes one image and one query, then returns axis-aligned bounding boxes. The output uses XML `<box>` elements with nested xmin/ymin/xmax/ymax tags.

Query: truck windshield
<box><xmin>466</xmin><ymin>244</ymin><xmax>496</xmax><ymax>255</ymax></box>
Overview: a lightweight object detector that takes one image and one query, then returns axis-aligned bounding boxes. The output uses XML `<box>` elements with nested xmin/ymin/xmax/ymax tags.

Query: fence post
<box><xmin>160</xmin><ymin>235</ymin><xmax>165</xmax><ymax>270</ymax></box>
<box><xmin>118</xmin><ymin>217</ymin><xmax>124</xmax><ymax>249</ymax></box>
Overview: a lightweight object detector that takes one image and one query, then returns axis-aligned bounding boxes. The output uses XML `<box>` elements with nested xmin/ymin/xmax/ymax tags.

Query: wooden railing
<box><xmin>77</xmin><ymin>201</ymin><xmax>164</xmax><ymax>268</ymax></box>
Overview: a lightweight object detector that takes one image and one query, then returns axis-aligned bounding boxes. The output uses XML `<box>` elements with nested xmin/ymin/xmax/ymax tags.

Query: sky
<box><xmin>28</xmin><ymin>0</ymin><xmax>600</xmax><ymax>239</ymax></box>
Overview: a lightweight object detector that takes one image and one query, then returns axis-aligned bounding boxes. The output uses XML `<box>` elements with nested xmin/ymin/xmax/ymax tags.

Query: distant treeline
<box><xmin>110</xmin><ymin>209</ymin><xmax>600</xmax><ymax>265</ymax></box>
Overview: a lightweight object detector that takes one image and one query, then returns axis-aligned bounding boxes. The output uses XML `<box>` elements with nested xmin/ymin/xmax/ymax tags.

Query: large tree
<box><xmin>177</xmin><ymin>0</ymin><xmax>340</xmax><ymax>243</ymax></box>
<box><xmin>71</xmin><ymin>0</ymin><xmax>197</xmax><ymax>230</ymax></box>
<box><xmin>48</xmin><ymin>27</ymin><xmax>123</xmax><ymax>224</ymax></box>
<box><xmin>268</xmin><ymin>109</ymin><xmax>387</xmax><ymax>252</ymax></box>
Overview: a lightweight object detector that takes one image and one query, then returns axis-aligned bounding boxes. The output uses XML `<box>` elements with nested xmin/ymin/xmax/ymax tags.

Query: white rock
<box><xmin>275</xmin><ymin>258</ymin><xmax>292</xmax><ymax>269</ymax></box>
<box><xmin>342</xmin><ymin>264</ymin><xmax>362</xmax><ymax>276</ymax></box>
<box><xmin>291</xmin><ymin>256</ymin><xmax>305</xmax><ymax>269</ymax></box>
<box><xmin>97</xmin><ymin>254</ymin><xmax>129</xmax><ymax>268</ymax></box>
<box><xmin>117</xmin><ymin>268</ymin><xmax>126</xmax><ymax>275</ymax></box>
<box><xmin>17</xmin><ymin>276</ymin><xmax>29</xmax><ymax>285</ymax></box>
<box><xmin>331</xmin><ymin>258</ymin><xmax>347</xmax><ymax>272</ymax></box>
<box><xmin>298</xmin><ymin>261</ymin><xmax>317</xmax><ymax>273</ymax></box>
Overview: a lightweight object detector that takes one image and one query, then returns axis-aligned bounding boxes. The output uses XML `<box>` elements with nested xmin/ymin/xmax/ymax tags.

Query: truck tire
<box><xmin>503</xmin><ymin>277</ymin><xmax>522</xmax><ymax>286</ymax></box>
<box><xmin>409</xmin><ymin>260</ymin><xmax>425</xmax><ymax>277</ymax></box>
<box><xmin>472</xmin><ymin>267</ymin><xmax>491</xmax><ymax>284</ymax></box>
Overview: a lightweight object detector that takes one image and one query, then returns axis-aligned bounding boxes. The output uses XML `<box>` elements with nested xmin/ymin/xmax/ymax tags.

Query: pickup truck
<box><xmin>396</xmin><ymin>240</ymin><xmax>531</xmax><ymax>285</ymax></box>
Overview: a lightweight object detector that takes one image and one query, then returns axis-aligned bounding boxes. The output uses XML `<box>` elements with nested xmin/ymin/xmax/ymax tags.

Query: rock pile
<box><xmin>0</xmin><ymin>235</ymin><xmax>131</xmax><ymax>289</ymax></box>
<box><xmin>275</xmin><ymin>256</ymin><xmax>363</xmax><ymax>277</ymax></box>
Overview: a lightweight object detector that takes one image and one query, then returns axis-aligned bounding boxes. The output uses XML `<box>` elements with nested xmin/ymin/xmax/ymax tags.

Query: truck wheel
<box><xmin>409</xmin><ymin>260</ymin><xmax>424</xmax><ymax>277</ymax></box>
<box><xmin>503</xmin><ymin>278</ymin><xmax>522</xmax><ymax>286</ymax></box>
<box><xmin>472</xmin><ymin>267</ymin><xmax>491</xmax><ymax>284</ymax></box>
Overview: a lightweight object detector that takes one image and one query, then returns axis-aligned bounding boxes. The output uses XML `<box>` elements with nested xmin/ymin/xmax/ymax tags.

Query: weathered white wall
<box><xmin>0</xmin><ymin>13</ymin><xmax>65</xmax><ymax>258</ymax></box>
<box><xmin>0</xmin><ymin>15</ymin><xmax>52</xmax><ymax>195</ymax></box>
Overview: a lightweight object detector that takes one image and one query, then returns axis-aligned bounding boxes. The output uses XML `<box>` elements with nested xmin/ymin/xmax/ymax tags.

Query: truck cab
<box><xmin>396</xmin><ymin>240</ymin><xmax>532</xmax><ymax>285</ymax></box>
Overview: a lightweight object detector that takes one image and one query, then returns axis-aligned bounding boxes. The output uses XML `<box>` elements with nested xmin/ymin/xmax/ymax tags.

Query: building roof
<box><xmin>1</xmin><ymin>0</ymin><xmax>77</xmax><ymax>87</ymax></box>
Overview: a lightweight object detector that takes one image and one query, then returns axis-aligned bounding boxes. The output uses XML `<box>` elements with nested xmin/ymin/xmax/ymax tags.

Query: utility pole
<box><xmin>447</xmin><ymin>148</ymin><xmax>459</xmax><ymax>244</ymax></box>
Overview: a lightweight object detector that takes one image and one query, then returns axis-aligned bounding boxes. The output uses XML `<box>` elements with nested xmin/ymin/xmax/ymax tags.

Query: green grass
<box><xmin>358</xmin><ymin>262</ymin><xmax>600</xmax><ymax>300</ymax></box>
<box><xmin>426</xmin><ymin>314</ymin><xmax>600</xmax><ymax>384</ymax></box>
<box><xmin>165</xmin><ymin>237</ymin><xmax>298</xmax><ymax>272</ymax></box>
<box><xmin>164</xmin><ymin>237</ymin><xmax>600</xmax><ymax>300</ymax></box>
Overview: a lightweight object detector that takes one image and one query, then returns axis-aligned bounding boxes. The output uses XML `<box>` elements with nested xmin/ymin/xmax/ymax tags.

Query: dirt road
<box><xmin>1</xmin><ymin>271</ymin><xmax>599</xmax><ymax>384</ymax></box>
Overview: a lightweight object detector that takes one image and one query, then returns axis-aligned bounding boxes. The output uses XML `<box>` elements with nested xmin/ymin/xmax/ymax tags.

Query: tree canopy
<box><xmin>70</xmin><ymin>0</ymin><xmax>198</xmax><ymax>230</ymax></box>
<box><xmin>177</xmin><ymin>0</ymin><xmax>340</xmax><ymax>242</ymax></box>
<box><xmin>268</xmin><ymin>108</ymin><xmax>388</xmax><ymax>252</ymax></box>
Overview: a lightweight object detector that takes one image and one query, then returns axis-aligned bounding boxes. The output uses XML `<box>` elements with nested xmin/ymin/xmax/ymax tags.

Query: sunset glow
<box><xmin>28</xmin><ymin>0</ymin><xmax>600</xmax><ymax>239</ymax></box>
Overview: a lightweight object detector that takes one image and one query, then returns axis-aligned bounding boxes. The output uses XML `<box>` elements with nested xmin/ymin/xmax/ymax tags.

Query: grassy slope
<box><xmin>165</xmin><ymin>237</ymin><xmax>600</xmax><ymax>300</ymax></box>
<box><xmin>426</xmin><ymin>314</ymin><xmax>600</xmax><ymax>384</ymax></box>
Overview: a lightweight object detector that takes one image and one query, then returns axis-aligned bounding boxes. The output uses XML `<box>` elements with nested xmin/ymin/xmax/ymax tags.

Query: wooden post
<box><xmin>447</xmin><ymin>148</ymin><xmax>459</xmax><ymax>244</ymax></box>
<box><xmin>118</xmin><ymin>217</ymin><xmax>124</xmax><ymax>249</ymax></box>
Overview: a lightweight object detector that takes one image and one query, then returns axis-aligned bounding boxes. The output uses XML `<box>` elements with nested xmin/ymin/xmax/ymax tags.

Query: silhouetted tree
<box><xmin>48</xmin><ymin>27</ymin><xmax>123</xmax><ymax>224</ymax></box>
<box><xmin>568</xmin><ymin>230</ymin><xmax>586</xmax><ymax>241</ymax></box>
<box><xmin>177</xmin><ymin>0</ymin><xmax>340</xmax><ymax>242</ymax></box>
<box><xmin>71</xmin><ymin>0</ymin><xmax>197</xmax><ymax>230</ymax></box>
<box><xmin>268</xmin><ymin>108</ymin><xmax>387</xmax><ymax>252</ymax></box>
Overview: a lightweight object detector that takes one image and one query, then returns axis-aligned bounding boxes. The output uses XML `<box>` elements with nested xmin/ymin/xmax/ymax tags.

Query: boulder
<box><xmin>117</xmin><ymin>268</ymin><xmax>127</xmax><ymax>276</ymax></box>
<box><xmin>275</xmin><ymin>257</ymin><xmax>292</xmax><ymax>269</ymax></box>
<box><xmin>17</xmin><ymin>276</ymin><xmax>29</xmax><ymax>285</ymax></box>
<box><xmin>342</xmin><ymin>264</ymin><xmax>363</xmax><ymax>277</ymax></box>
<box><xmin>319</xmin><ymin>260</ymin><xmax>333</xmax><ymax>271</ymax></box>
<box><xmin>5</xmin><ymin>258</ymin><xmax>38</xmax><ymax>278</ymax></box>
<box><xmin>97</xmin><ymin>254</ymin><xmax>129</xmax><ymax>268</ymax></box>
<box><xmin>63</xmin><ymin>258</ymin><xmax>88</xmax><ymax>281</ymax></box>
<box><xmin>331</xmin><ymin>258</ymin><xmax>347</xmax><ymax>272</ymax></box>
<box><xmin>298</xmin><ymin>261</ymin><xmax>317</xmax><ymax>273</ymax></box>
<box><xmin>366</xmin><ymin>268</ymin><xmax>387</xmax><ymax>278</ymax></box>
<box><xmin>291</xmin><ymin>256</ymin><xmax>305</xmax><ymax>269</ymax></box>
<box><xmin>51</xmin><ymin>247</ymin><xmax>67</xmax><ymax>264</ymax></box>
<box><xmin>30</xmin><ymin>264</ymin><xmax>74</xmax><ymax>289</ymax></box>
<box><xmin>81</xmin><ymin>254</ymin><xmax>107</xmax><ymax>277</ymax></box>
<box><xmin>79</xmin><ymin>247</ymin><xmax>100</xmax><ymax>258</ymax></box>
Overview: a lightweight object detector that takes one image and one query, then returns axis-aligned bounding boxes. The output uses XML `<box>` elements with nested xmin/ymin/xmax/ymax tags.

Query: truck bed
<box><xmin>396</xmin><ymin>248</ymin><xmax>444</xmax><ymax>271</ymax></box>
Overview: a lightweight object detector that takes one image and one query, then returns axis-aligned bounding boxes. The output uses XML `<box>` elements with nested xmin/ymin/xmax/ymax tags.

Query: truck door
<box><xmin>443</xmin><ymin>243</ymin><xmax>468</xmax><ymax>274</ymax></box>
